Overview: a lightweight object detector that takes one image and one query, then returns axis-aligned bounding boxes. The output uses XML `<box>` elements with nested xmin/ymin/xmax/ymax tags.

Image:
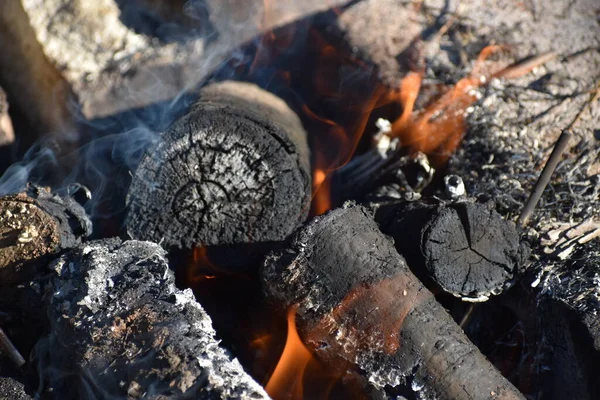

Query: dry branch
<box><xmin>39</xmin><ymin>239</ymin><xmax>269</xmax><ymax>399</ymax></box>
<box><xmin>262</xmin><ymin>204</ymin><xmax>524</xmax><ymax>400</ymax></box>
<box><xmin>0</xmin><ymin>186</ymin><xmax>91</xmax><ymax>285</ymax></box>
<box><xmin>126</xmin><ymin>80</ymin><xmax>311</xmax><ymax>250</ymax></box>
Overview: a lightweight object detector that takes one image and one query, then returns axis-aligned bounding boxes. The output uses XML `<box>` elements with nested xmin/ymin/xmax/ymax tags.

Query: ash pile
<box><xmin>0</xmin><ymin>0</ymin><xmax>599</xmax><ymax>400</ymax></box>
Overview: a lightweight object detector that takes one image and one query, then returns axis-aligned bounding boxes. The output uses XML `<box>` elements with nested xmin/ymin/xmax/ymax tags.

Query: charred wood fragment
<box><xmin>0</xmin><ymin>186</ymin><xmax>91</xmax><ymax>285</ymax></box>
<box><xmin>126</xmin><ymin>80</ymin><xmax>311</xmax><ymax>250</ymax></box>
<box><xmin>39</xmin><ymin>239</ymin><xmax>269</xmax><ymax>400</ymax></box>
<box><xmin>262</xmin><ymin>205</ymin><xmax>524</xmax><ymax>400</ymax></box>
<box><xmin>374</xmin><ymin>199</ymin><xmax>527</xmax><ymax>301</ymax></box>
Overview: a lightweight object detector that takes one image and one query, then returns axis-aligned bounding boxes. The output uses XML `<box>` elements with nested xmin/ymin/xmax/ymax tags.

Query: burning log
<box><xmin>0</xmin><ymin>186</ymin><xmax>91</xmax><ymax>285</ymax></box>
<box><xmin>373</xmin><ymin>199</ymin><xmax>528</xmax><ymax>301</ymax></box>
<box><xmin>126</xmin><ymin>80</ymin><xmax>311</xmax><ymax>251</ymax></box>
<box><xmin>262</xmin><ymin>205</ymin><xmax>525</xmax><ymax>399</ymax></box>
<box><xmin>39</xmin><ymin>238</ymin><xmax>270</xmax><ymax>399</ymax></box>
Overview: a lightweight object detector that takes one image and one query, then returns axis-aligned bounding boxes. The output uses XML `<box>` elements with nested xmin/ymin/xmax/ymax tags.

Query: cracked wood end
<box><xmin>125</xmin><ymin>80</ymin><xmax>311</xmax><ymax>250</ymax></box>
<box><xmin>375</xmin><ymin>200</ymin><xmax>527</xmax><ymax>301</ymax></box>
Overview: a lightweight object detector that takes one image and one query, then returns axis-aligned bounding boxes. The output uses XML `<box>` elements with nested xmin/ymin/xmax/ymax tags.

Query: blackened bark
<box><xmin>39</xmin><ymin>239</ymin><xmax>269</xmax><ymax>400</ymax></box>
<box><xmin>0</xmin><ymin>186</ymin><xmax>91</xmax><ymax>285</ymax></box>
<box><xmin>374</xmin><ymin>199</ymin><xmax>527</xmax><ymax>301</ymax></box>
<box><xmin>262</xmin><ymin>204</ymin><xmax>524</xmax><ymax>400</ymax></box>
<box><xmin>126</xmin><ymin>80</ymin><xmax>310</xmax><ymax>250</ymax></box>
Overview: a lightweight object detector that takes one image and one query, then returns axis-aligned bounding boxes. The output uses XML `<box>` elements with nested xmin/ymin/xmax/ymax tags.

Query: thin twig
<box><xmin>518</xmin><ymin>84</ymin><xmax>600</xmax><ymax>228</ymax></box>
<box><xmin>459</xmin><ymin>304</ymin><xmax>476</xmax><ymax>329</ymax></box>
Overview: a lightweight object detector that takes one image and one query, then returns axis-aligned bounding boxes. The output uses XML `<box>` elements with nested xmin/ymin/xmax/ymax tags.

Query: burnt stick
<box><xmin>262</xmin><ymin>205</ymin><xmax>525</xmax><ymax>400</ymax></box>
<box><xmin>126</xmin><ymin>80</ymin><xmax>311</xmax><ymax>251</ymax></box>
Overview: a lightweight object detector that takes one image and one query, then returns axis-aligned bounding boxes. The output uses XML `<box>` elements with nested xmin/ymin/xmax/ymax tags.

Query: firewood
<box><xmin>39</xmin><ymin>238</ymin><xmax>269</xmax><ymax>399</ymax></box>
<box><xmin>0</xmin><ymin>0</ymin><xmax>78</xmax><ymax>152</ymax></box>
<box><xmin>262</xmin><ymin>204</ymin><xmax>525</xmax><ymax>400</ymax></box>
<box><xmin>374</xmin><ymin>199</ymin><xmax>528</xmax><ymax>301</ymax></box>
<box><xmin>125</xmin><ymin>80</ymin><xmax>311</xmax><ymax>251</ymax></box>
<box><xmin>0</xmin><ymin>186</ymin><xmax>91</xmax><ymax>286</ymax></box>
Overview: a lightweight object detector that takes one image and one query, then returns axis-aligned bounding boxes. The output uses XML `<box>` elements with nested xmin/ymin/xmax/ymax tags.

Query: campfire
<box><xmin>0</xmin><ymin>0</ymin><xmax>599</xmax><ymax>399</ymax></box>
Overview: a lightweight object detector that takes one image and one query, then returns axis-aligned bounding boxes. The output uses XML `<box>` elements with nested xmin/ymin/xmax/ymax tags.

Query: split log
<box><xmin>373</xmin><ymin>199</ymin><xmax>528</xmax><ymax>301</ymax></box>
<box><xmin>0</xmin><ymin>186</ymin><xmax>91</xmax><ymax>285</ymax></box>
<box><xmin>262</xmin><ymin>204</ymin><xmax>524</xmax><ymax>400</ymax></box>
<box><xmin>39</xmin><ymin>238</ymin><xmax>269</xmax><ymax>400</ymax></box>
<box><xmin>0</xmin><ymin>0</ymin><xmax>78</xmax><ymax>152</ymax></box>
<box><xmin>126</xmin><ymin>80</ymin><xmax>311</xmax><ymax>250</ymax></box>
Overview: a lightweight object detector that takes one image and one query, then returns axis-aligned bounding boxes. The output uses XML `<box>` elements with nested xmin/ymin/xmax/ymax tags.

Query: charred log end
<box><xmin>422</xmin><ymin>201</ymin><xmax>525</xmax><ymax>301</ymax></box>
<box><xmin>41</xmin><ymin>239</ymin><xmax>268</xmax><ymax>399</ymax></box>
<box><xmin>126</xmin><ymin>81</ymin><xmax>311</xmax><ymax>254</ymax></box>
<box><xmin>376</xmin><ymin>200</ymin><xmax>527</xmax><ymax>301</ymax></box>
<box><xmin>0</xmin><ymin>188</ymin><xmax>91</xmax><ymax>285</ymax></box>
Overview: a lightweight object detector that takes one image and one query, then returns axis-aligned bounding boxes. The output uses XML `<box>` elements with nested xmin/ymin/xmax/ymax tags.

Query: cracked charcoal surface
<box><xmin>126</xmin><ymin>80</ymin><xmax>310</xmax><ymax>250</ymax></box>
<box><xmin>375</xmin><ymin>200</ymin><xmax>527</xmax><ymax>301</ymax></box>
<box><xmin>262</xmin><ymin>204</ymin><xmax>523</xmax><ymax>399</ymax></box>
<box><xmin>39</xmin><ymin>238</ymin><xmax>269</xmax><ymax>400</ymax></box>
<box><xmin>422</xmin><ymin>201</ymin><xmax>525</xmax><ymax>300</ymax></box>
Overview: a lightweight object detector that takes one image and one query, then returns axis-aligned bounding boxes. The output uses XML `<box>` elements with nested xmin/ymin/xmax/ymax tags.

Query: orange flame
<box><xmin>265</xmin><ymin>307</ymin><xmax>313</xmax><ymax>400</ymax></box>
<box><xmin>389</xmin><ymin>45</ymin><xmax>554</xmax><ymax>166</ymax></box>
